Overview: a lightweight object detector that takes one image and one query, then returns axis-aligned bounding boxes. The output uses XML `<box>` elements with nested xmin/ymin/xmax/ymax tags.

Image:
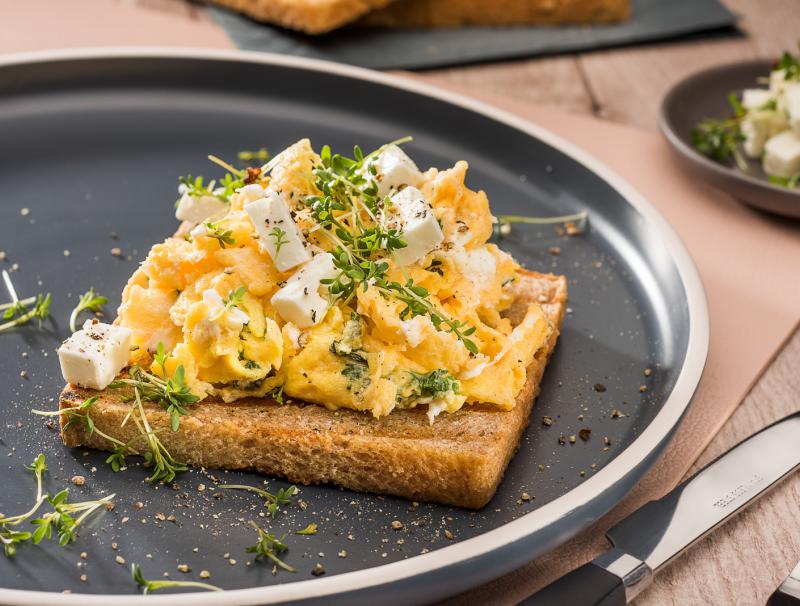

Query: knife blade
<box><xmin>768</xmin><ymin>560</ymin><xmax>800</xmax><ymax>606</ymax></box>
<box><xmin>519</xmin><ymin>411</ymin><xmax>800</xmax><ymax>606</ymax></box>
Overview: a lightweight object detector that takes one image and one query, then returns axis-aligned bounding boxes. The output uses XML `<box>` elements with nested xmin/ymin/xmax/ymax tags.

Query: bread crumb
<box><xmin>391</xmin><ymin>521</ymin><xmax>403</xmax><ymax>530</ymax></box>
<box><xmin>444</xmin><ymin>529</ymin><xmax>454</xmax><ymax>540</ymax></box>
<box><xmin>80</xmin><ymin>574</ymin><xmax>87</xmax><ymax>582</ymax></box>
<box><xmin>177</xmin><ymin>564</ymin><xmax>190</xmax><ymax>573</ymax></box>
<box><xmin>338</xmin><ymin>550</ymin><xmax>347</xmax><ymax>558</ymax></box>
<box><xmin>115</xmin><ymin>556</ymin><xmax>125</xmax><ymax>565</ymax></box>
<box><xmin>200</xmin><ymin>570</ymin><xmax>211</xmax><ymax>579</ymax></box>
<box><xmin>311</xmin><ymin>563</ymin><xmax>326</xmax><ymax>576</ymax></box>
<box><xmin>110</xmin><ymin>247</ymin><xmax>122</xmax><ymax>257</ymax></box>
<box><xmin>644</xmin><ymin>368</ymin><xmax>652</xmax><ymax>377</ymax></box>
<box><xmin>520</xmin><ymin>492</ymin><xmax>531</xmax><ymax>501</ymax></box>
<box><xmin>71</xmin><ymin>475</ymin><xmax>86</xmax><ymax>486</ymax></box>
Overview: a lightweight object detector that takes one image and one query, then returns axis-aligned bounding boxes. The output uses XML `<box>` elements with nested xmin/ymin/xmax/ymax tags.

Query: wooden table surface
<box><xmin>34</xmin><ymin>0</ymin><xmax>800</xmax><ymax>602</ymax></box>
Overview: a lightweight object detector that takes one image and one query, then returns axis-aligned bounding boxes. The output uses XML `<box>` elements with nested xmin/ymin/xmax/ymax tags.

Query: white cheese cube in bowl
<box><xmin>58</xmin><ymin>320</ymin><xmax>132</xmax><ymax>390</ymax></box>
<box><xmin>175</xmin><ymin>187</ymin><xmax>228</xmax><ymax>224</ymax></box>
<box><xmin>741</xmin><ymin>115</ymin><xmax>770</xmax><ymax>158</ymax></box>
<box><xmin>389</xmin><ymin>186</ymin><xmax>444</xmax><ymax>266</ymax></box>
<box><xmin>271</xmin><ymin>252</ymin><xmax>338</xmax><ymax>328</ymax></box>
<box><xmin>741</xmin><ymin>88</ymin><xmax>772</xmax><ymax>110</ymax></box>
<box><xmin>763</xmin><ymin>131</ymin><xmax>800</xmax><ymax>178</ymax></box>
<box><xmin>783</xmin><ymin>84</ymin><xmax>800</xmax><ymax>136</ymax></box>
<box><xmin>244</xmin><ymin>191</ymin><xmax>312</xmax><ymax>273</ymax></box>
<box><xmin>367</xmin><ymin>144</ymin><xmax>423</xmax><ymax>198</ymax></box>
<box><xmin>770</xmin><ymin>69</ymin><xmax>788</xmax><ymax>95</ymax></box>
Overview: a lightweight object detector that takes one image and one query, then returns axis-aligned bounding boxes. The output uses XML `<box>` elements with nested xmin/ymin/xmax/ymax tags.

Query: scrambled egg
<box><xmin>118</xmin><ymin>139</ymin><xmax>552</xmax><ymax>420</ymax></box>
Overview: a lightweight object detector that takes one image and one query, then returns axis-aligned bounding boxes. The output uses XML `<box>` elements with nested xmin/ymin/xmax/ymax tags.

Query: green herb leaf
<box><xmin>69</xmin><ymin>287</ymin><xmax>108</xmax><ymax>333</ymax></box>
<box><xmin>132</xmin><ymin>563</ymin><xmax>223</xmax><ymax>594</ymax></box>
<box><xmin>217</xmin><ymin>484</ymin><xmax>297</xmax><ymax>519</ymax></box>
<box><xmin>246</xmin><ymin>522</ymin><xmax>295</xmax><ymax>572</ymax></box>
<box><xmin>203</xmin><ymin>220</ymin><xmax>236</xmax><ymax>249</ymax></box>
<box><xmin>691</xmin><ymin>118</ymin><xmax>745</xmax><ymax>165</ymax></box>
<box><xmin>295</xmin><ymin>523</ymin><xmax>318</xmax><ymax>536</ymax></box>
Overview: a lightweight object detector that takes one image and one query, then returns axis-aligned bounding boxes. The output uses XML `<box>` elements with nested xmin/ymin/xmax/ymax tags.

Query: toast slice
<box><xmin>359</xmin><ymin>0</ymin><xmax>630</xmax><ymax>28</ymax></box>
<box><xmin>206</xmin><ymin>0</ymin><xmax>396</xmax><ymax>34</ymax></box>
<box><xmin>60</xmin><ymin>270</ymin><xmax>566</xmax><ymax>509</ymax></box>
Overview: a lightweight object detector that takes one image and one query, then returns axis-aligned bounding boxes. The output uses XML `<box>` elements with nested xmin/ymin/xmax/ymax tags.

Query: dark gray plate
<box><xmin>0</xmin><ymin>49</ymin><xmax>707</xmax><ymax>606</ymax></box>
<box><xmin>660</xmin><ymin>59</ymin><xmax>800</xmax><ymax>219</ymax></box>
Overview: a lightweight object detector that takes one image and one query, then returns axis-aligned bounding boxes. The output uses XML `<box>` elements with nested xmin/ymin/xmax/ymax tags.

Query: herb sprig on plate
<box><xmin>132</xmin><ymin>564</ymin><xmax>223</xmax><ymax>594</ymax></box>
<box><xmin>246</xmin><ymin>522</ymin><xmax>295</xmax><ymax>572</ymax></box>
<box><xmin>217</xmin><ymin>483</ymin><xmax>298</xmax><ymax>518</ymax></box>
<box><xmin>69</xmin><ymin>288</ymin><xmax>108</xmax><ymax>333</ymax></box>
<box><xmin>0</xmin><ymin>270</ymin><xmax>51</xmax><ymax>333</ymax></box>
<box><xmin>0</xmin><ymin>454</ymin><xmax>114</xmax><ymax>556</ymax></box>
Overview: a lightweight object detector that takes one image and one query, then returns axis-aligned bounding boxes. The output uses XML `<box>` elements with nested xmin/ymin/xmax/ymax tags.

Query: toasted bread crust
<box><xmin>206</xmin><ymin>0</ymin><xmax>395</xmax><ymax>34</ymax></box>
<box><xmin>60</xmin><ymin>271</ymin><xmax>566</xmax><ymax>509</ymax></box>
<box><xmin>360</xmin><ymin>0</ymin><xmax>630</xmax><ymax>27</ymax></box>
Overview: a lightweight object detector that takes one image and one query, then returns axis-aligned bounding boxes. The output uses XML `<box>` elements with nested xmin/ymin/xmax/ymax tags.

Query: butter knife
<box><xmin>769</xmin><ymin>560</ymin><xmax>800</xmax><ymax>606</ymax></box>
<box><xmin>520</xmin><ymin>411</ymin><xmax>800</xmax><ymax>606</ymax></box>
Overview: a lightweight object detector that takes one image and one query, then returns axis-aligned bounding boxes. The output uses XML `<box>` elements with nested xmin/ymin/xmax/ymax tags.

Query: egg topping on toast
<box><xmin>115</xmin><ymin>139</ymin><xmax>552</xmax><ymax>421</ymax></box>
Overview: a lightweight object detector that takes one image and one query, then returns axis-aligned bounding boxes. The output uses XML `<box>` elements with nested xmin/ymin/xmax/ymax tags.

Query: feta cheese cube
<box><xmin>203</xmin><ymin>289</ymin><xmax>249</xmax><ymax>329</ymax></box>
<box><xmin>367</xmin><ymin>145</ymin><xmax>423</xmax><ymax>198</ymax></box>
<box><xmin>175</xmin><ymin>190</ymin><xmax>228</xmax><ymax>224</ymax></box>
<box><xmin>189</xmin><ymin>222</ymin><xmax>208</xmax><ymax>240</ymax></box>
<box><xmin>389</xmin><ymin>187</ymin><xmax>444</xmax><ymax>266</ymax></box>
<box><xmin>763</xmin><ymin>131</ymin><xmax>800</xmax><ymax>178</ymax></box>
<box><xmin>741</xmin><ymin>88</ymin><xmax>772</xmax><ymax>110</ymax></box>
<box><xmin>451</xmin><ymin>247</ymin><xmax>497</xmax><ymax>287</ymax></box>
<box><xmin>742</xmin><ymin>115</ymin><xmax>770</xmax><ymax>157</ymax></box>
<box><xmin>783</xmin><ymin>83</ymin><xmax>800</xmax><ymax>136</ymax></box>
<box><xmin>239</xmin><ymin>184</ymin><xmax>266</xmax><ymax>203</ymax></box>
<box><xmin>58</xmin><ymin>320</ymin><xmax>132</xmax><ymax>390</ymax></box>
<box><xmin>271</xmin><ymin>253</ymin><xmax>337</xmax><ymax>328</ymax></box>
<box><xmin>244</xmin><ymin>191</ymin><xmax>312</xmax><ymax>273</ymax></box>
<box><xmin>770</xmin><ymin>69</ymin><xmax>789</xmax><ymax>96</ymax></box>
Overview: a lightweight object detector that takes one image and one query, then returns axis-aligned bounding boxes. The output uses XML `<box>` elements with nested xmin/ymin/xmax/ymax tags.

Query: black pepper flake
<box><xmin>311</xmin><ymin>563</ymin><xmax>326</xmax><ymax>577</ymax></box>
<box><xmin>579</xmin><ymin>428</ymin><xmax>591</xmax><ymax>442</ymax></box>
<box><xmin>593</xmin><ymin>383</ymin><xmax>607</xmax><ymax>393</ymax></box>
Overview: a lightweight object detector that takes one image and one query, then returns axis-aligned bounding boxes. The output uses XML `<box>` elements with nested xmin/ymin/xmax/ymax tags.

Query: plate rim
<box><xmin>658</xmin><ymin>57</ymin><xmax>800</xmax><ymax>199</ymax></box>
<box><xmin>0</xmin><ymin>47</ymin><xmax>709</xmax><ymax>605</ymax></box>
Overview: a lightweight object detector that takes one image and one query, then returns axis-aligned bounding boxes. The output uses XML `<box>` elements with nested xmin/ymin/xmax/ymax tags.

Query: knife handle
<box><xmin>768</xmin><ymin>561</ymin><xmax>800</xmax><ymax>606</ymax></box>
<box><xmin>518</xmin><ymin>548</ymin><xmax>652</xmax><ymax>606</ymax></box>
